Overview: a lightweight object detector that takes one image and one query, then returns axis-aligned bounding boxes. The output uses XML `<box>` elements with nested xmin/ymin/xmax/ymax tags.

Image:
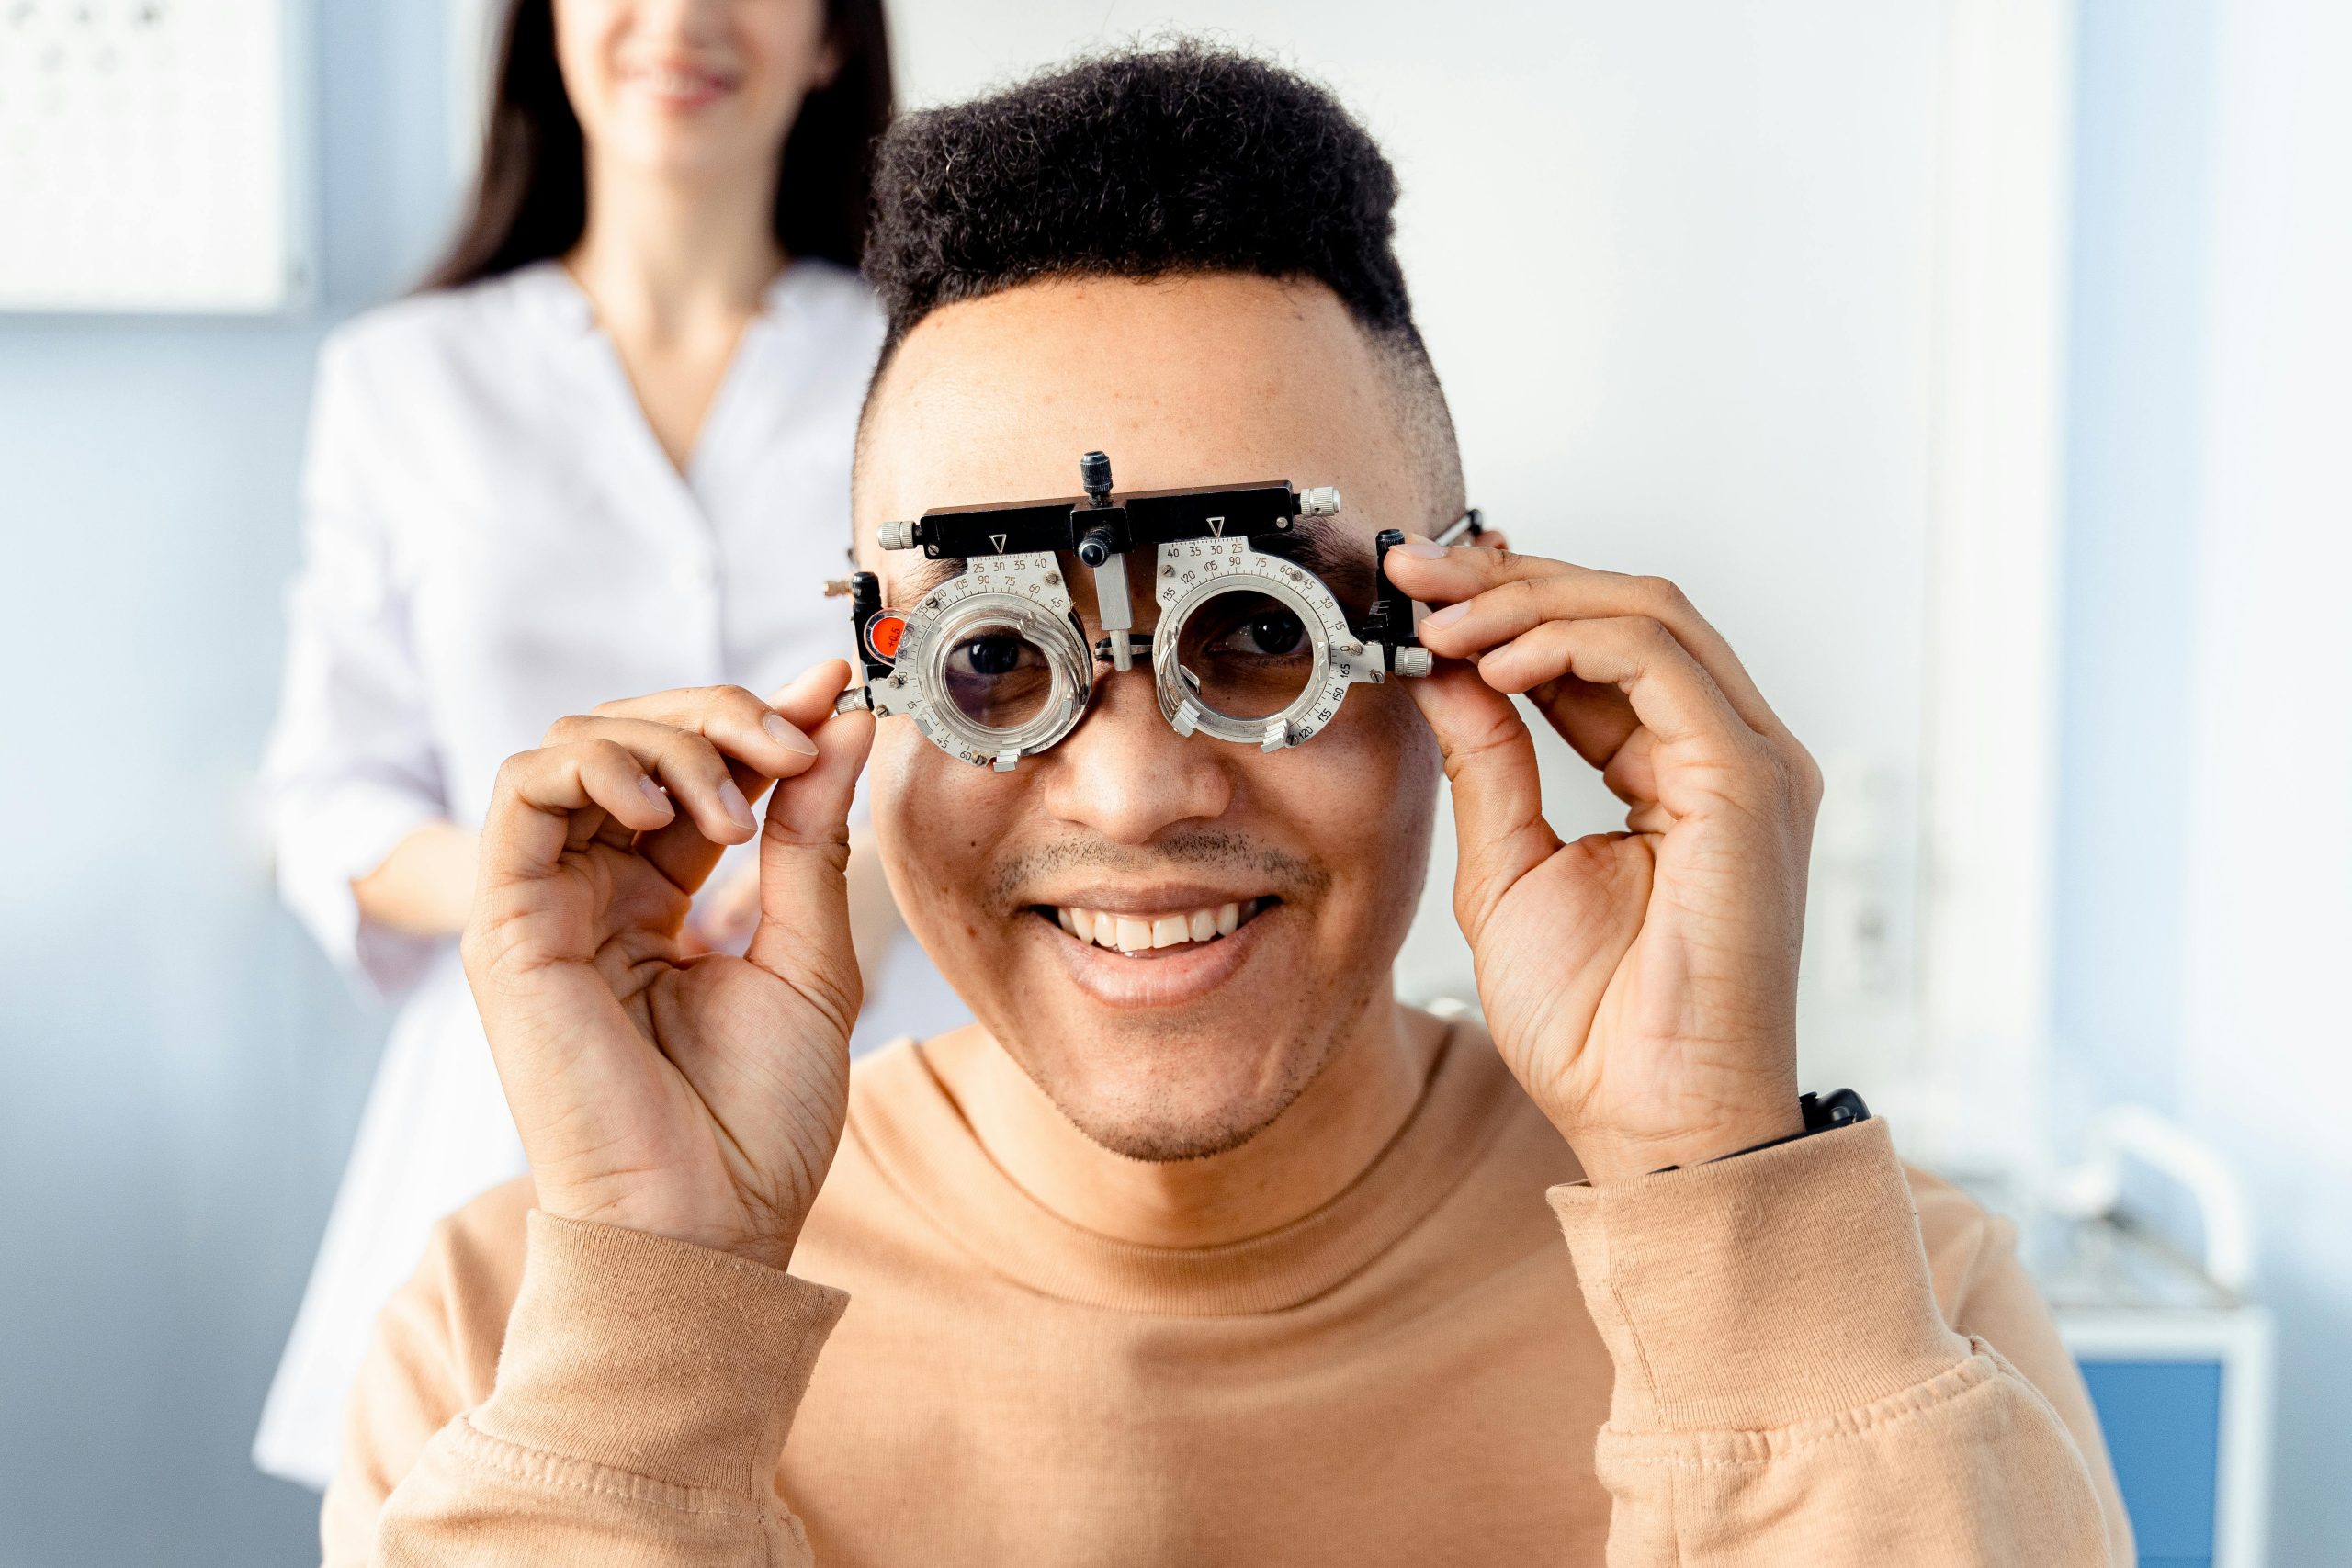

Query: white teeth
<box><xmin>638</xmin><ymin>68</ymin><xmax>725</xmax><ymax>96</ymax></box>
<box><xmin>1051</xmin><ymin>900</ymin><xmax>1264</xmax><ymax>953</ymax></box>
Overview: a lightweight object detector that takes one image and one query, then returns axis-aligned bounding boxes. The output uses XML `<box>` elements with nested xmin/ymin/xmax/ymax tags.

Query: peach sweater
<box><xmin>324</xmin><ymin>1022</ymin><xmax>2132</xmax><ymax>1565</ymax></box>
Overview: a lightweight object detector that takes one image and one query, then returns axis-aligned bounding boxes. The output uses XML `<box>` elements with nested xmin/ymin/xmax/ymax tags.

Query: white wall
<box><xmin>888</xmin><ymin>0</ymin><xmax>1951</xmax><ymax>1104</ymax></box>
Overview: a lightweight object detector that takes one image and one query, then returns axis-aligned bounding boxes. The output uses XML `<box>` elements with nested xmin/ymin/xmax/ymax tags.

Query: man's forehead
<box><xmin>854</xmin><ymin>275</ymin><xmax>1415</xmax><ymax>575</ymax></box>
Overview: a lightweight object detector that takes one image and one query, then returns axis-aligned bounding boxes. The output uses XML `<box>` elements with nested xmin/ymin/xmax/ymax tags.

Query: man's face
<box><xmin>855</xmin><ymin>275</ymin><xmax>1442</xmax><ymax>1160</ymax></box>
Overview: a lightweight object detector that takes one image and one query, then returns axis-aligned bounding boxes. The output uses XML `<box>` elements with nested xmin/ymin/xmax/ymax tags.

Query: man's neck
<box><xmin>924</xmin><ymin>995</ymin><xmax>1449</xmax><ymax>1249</ymax></box>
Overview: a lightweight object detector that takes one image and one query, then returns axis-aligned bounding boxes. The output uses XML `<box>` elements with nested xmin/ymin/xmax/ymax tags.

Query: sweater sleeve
<box><xmin>359</xmin><ymin>1213</ymin><xmax>846</xmax><ymax>1568</ymax></box>
<box><xmin>1547</xmin><ymin>1119</ymin><xmax>2130</xmax><ymax>1568</ymax></box>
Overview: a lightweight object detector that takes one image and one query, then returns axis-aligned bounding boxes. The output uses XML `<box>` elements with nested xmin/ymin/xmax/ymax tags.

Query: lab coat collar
<box><xmin>760</xmin><ymin>262</ymin><xmax>815</xmax><ymax>318</ymax></box>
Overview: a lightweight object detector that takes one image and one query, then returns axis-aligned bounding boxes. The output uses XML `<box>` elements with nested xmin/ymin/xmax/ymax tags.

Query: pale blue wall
<box><xmin>2052</xmin><ymin>0</ymin><xmax>2211</xmax><ymax>1128</ymax></box>
<box><xmin>0</xmin><ymin>6</ymin><xmax>453</xmax><ymax>1564</ymax></box>
<box><xmin>2057</xmin><ymin>1</ymin><xmax>2352</xmax><ymax>1560</ymax></box>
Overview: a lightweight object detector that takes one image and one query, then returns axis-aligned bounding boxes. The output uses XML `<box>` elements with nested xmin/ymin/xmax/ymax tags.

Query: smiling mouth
<box><xmin>628</xmin><ymin>65</ymin><xmax>737</xmax><ymax>100</ymax></box>
<box><xmin>1033</xmin><ymin>898</ymin><xmax>1272</xmax><ymax>956</ymax></box>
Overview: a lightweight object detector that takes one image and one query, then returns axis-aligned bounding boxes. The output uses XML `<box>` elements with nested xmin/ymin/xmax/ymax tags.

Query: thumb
<box><xmin>743</xmin><ymin>684</ymin><xmax>876</xmax><ymax>1029</ymax></box>
<box><xmin>1406</xmin><ymin>663</ymin><xmax>1563</xmax><ymax>939</ymax></box>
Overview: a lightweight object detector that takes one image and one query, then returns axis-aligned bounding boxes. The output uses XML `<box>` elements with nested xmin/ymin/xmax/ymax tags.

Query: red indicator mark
<box><xmin>865</xmin><ymin>612</ymin><xmax>909</xmax><ymax>662</ymax></box>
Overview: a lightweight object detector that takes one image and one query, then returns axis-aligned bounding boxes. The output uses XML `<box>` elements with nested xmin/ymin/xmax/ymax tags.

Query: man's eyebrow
<box><xmin>1264</xmin><ymin>517</ymin><xmax>1376</xmax><ymax>614</ymax></box>
<box><xmin>883</xmin><ymin>551</ymin><xmax>967</xmax><ymax>605</ymax></box>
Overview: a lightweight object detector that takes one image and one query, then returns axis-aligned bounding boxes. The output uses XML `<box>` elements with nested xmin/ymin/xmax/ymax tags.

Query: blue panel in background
<box><xmin>2079</xmin><ymin>1359</ymin><xmax>2222</xmax><ymax>1565</ymax></box>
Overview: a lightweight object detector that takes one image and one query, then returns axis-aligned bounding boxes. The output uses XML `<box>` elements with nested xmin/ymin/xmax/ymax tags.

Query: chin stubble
<box><xmin>980</xmin><ymin>806</ymin><xmax>1422</xmax><ymax>1165</ymax></box>
<box><xmin>1043</xmin><ymin>964</ymin><xmax>1375</xmax><ymax>1164</ymax></box>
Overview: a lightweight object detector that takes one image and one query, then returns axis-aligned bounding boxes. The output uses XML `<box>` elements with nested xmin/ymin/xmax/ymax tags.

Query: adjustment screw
<box><xmin>878</xmin><ymin>520</ymin><xmax>917</xmax><ymax>551</ymax></box>
<box><xmin>1299</xmin><ymin>486</ymin><xmax>1342</xmax><ymax>517</ymax></box>
<box><xmin>1080</xmin><ymin>450</ymin><xmax>1114</xmax><ymax>502</ymax></box>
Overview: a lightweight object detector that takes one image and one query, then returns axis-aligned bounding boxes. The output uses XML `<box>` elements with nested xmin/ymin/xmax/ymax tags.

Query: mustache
<box><xmin>989</xmin><ymin>830</ymin><xmax>1330</xmax><ymax>908</ymax></box>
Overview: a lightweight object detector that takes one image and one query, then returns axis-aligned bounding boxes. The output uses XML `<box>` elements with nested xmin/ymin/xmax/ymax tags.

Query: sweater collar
<box><xmin>845</xmin><ymin>1015</ymin><xmax>1531</xmax><ymax>1316</ymax></box>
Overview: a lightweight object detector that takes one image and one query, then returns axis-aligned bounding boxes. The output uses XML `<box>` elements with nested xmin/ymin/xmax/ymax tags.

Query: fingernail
<box><xmin>764</xmin><ymin>712</ymin><xmax>820</xmax><ymax>755</ymax></box>
<box><xmin>719</xmin><ymin>778</ymin><xmax>757</xmax><ymax>831</ymax></box>
<box><xmin>1392</xmin><ymin>540</ymin><xmax>1449</xmax><ymax>559</ymax></box>
<box><xmin>639</xmin><ymin>776</ymin><xmax>673</xmax><ymax>817</ymax></box>
<box><xmin>1421</xmin><ymin>602</ymin><xmax>1470</xmax><ymax>630</ymax></box>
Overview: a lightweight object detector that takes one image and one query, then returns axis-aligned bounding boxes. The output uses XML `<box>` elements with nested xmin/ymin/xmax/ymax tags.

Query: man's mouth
<box><xmin>1033</xmin><ymin>897</ymin><xmax>1272</xmax><ymax>957</ymax></box>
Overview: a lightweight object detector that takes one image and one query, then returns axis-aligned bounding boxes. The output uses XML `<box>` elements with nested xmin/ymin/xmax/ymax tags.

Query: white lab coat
<box><xmin>252</xmin><ymin>259</ymin><xmax>965</xmax><ymax>1489</ymax></box>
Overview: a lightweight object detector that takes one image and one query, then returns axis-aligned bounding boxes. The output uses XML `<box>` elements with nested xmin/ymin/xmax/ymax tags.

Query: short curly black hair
<box><xmin>865</xmin><ymin>41</ymin><xmax>1417</xmax><ymax>351</ymax></box>
<box><xmin>859</xmin><ymin>41</ymin><xmax>1463</xmax><ymax>513</ymax></box>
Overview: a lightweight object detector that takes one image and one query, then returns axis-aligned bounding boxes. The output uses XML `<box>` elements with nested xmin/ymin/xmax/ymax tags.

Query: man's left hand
<box><xmin>1381</xmin><ymin>542</ymin><xmax>1821</xmax><ymax>1183</ymax></box>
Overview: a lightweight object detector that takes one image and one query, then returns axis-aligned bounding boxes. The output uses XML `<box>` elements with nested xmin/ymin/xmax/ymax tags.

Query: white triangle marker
<box><xmin>990</xmin><ymin>533</ymin><xmax>1008</xmax><ymax>552</ymax></box>
<box><xmin>1207</xmin><ymin>516</ymin><xmax>1226</xmax><ymax>537</ymax></box>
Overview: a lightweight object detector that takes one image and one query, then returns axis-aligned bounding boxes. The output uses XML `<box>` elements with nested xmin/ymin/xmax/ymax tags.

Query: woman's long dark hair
<box><xmin>421</xmin><ymin>0</ymin><xmax>892</xmax><ymax>290</ymax></box>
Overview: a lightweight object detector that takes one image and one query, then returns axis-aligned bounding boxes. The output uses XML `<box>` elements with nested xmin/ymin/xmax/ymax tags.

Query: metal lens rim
<box><xmin>917</xmin><ymin>592</ymin><xmax>1093</xmax><ymax>761</ymax></box>
<box><xmin>1151</xmin><ymin>571</ymin><xmax>1336</xmax><ymax>745</ymax></box>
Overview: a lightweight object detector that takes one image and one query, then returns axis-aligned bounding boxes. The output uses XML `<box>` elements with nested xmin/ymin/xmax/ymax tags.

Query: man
<box><xmin>326</xmin><ymin>45</ymin><xmax>2130</xmax><ymax>1566</ymax></box>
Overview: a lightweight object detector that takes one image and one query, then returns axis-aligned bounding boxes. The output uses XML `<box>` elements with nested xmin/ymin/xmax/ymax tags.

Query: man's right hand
<box><xmin>459</xmin><ymin>663</ymin><xmax>874</xmax><ymax>1272</ymax></box>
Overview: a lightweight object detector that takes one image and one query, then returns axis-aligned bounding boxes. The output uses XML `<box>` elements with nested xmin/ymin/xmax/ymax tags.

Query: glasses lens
<box><xmin>1173</xmin><ymin>590</ymin><xmax>1315</xmax><ymax>720</ymax></box>
<box><xmin>941</xmin><ymin>623</ymin><xmax>1057</xmax><ymax>730</ymax></box>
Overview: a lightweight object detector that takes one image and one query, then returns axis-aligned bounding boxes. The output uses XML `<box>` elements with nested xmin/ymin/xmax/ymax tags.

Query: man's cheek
<box><xmin>865</xmin><ymin>729</ymin><xmax>926</xmax><ymax>855</ymax></box>
<box><xmin>1305</xmin><ymin>695</ymin><xmax>1441</xmax><ymax>918</ymax></box>
<box><xmin>1297</xmin><ymin>685</ymin><xmax>1441</xmax><ymax>822</ymax></box>
<box><xmin>869</xmin><ymin>737</ymin><xmax>995</xmax><ymax>939</ymax></box>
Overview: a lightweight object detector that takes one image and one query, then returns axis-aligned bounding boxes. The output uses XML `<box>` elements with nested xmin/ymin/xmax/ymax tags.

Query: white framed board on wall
<box><xmin>0</xmin><ymin>0</ymin><xmax>311</xmax><ymax>313</ymax></box>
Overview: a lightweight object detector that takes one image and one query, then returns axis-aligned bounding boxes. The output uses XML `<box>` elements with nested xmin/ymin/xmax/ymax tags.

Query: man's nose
<box><xmin>1035</xmin><ymin>663</ymin><xmax>1233</xmax><ymax>843</ymax></box>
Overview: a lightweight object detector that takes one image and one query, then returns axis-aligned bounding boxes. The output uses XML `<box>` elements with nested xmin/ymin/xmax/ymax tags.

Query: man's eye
<box><xmin>1208</xmin><ymin>608</ymin><xmax>1307</xmax><ymax>659</ymax></box>
<box><xmin>948</xmin><ymin>633</ymin><xmax>1038</xmax><ymax>677</ymax></box>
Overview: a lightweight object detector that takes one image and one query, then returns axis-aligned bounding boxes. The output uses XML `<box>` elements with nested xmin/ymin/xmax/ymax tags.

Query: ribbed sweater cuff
<box><xmin>470</xmin><ymin>1212</ymin><xmax>849</xmax><ymax>1495</ymax></box>
<box><xmin>1548</xmin><ymin>1118</ymin><xmax>1969</xmax><ymax>1434</ymax></box>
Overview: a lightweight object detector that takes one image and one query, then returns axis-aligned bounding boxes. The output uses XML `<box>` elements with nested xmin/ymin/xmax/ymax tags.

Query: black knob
<box><xmin>1080</xmin><ymin>450</ymin><xmax>1113</xmax><ymax>504</ymax></box>
<box><xmin>1366</xmin><ymin>530</ymin><xmax>1411</xmax><ymax>646</ymax></box>
<box><xmin>1077</xmin><ymin>526</ymin><xmax>1114</xmax><ymax>567</ymax></box>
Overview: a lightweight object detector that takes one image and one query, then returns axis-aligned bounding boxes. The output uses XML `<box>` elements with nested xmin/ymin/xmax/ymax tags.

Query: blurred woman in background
<box><xmin>253</xmin><ymin>0</ymin><xmax>959</xmax><ymax>1487</ymax></box>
